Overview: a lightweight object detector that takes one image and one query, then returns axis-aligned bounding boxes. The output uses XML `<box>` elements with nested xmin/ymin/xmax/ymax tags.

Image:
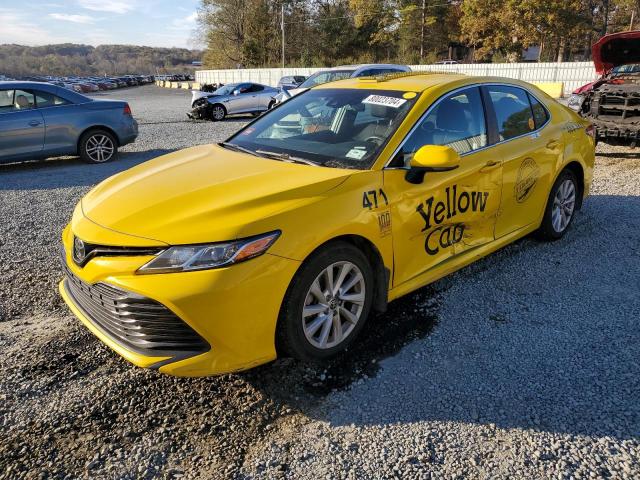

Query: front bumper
<box><xmin>59</xmin><ymin>225</ymin><xmax>300</xmax><ymax>376</ymax></box>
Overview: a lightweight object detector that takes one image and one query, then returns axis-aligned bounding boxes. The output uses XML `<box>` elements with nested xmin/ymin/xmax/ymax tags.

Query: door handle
<box><xmin>479</xmin><ymin>159</ymin><xmax>501</xmax><ymax>173</ymax></box>
<box><xmin>28</xmin><ymin>120</ymin><xmax>41</xmax><ymax>127</ymax></box>
<box><xmin>546</xmin><ymin>139</ymin><xmax>560</xmax><ymax>149</ymax></box>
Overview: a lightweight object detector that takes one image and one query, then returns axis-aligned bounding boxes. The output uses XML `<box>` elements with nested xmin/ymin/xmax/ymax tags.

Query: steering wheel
<box><xmin>364</xmin><ymin>135</ymin><xmax>385</xmax><ymax>145</ymax></box>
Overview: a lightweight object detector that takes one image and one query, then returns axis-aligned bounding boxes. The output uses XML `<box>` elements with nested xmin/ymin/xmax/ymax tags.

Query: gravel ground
<box><xmin>1</xmin><ymin>85</ymin><xmax>638</xmax><ymax>479</ymax></box>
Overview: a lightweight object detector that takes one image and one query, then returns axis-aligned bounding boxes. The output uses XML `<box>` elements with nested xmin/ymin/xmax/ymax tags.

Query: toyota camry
<box><xmin>60</xmin><ymin>73</ymin><xmax>595</xmax><ymax>376</ymax></box>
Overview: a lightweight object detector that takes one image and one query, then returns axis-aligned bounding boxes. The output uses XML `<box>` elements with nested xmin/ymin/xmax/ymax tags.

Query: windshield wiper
<box><xmin>219</xmin><ymin>142</ymin><xmax>259</xmax><ymax>157</ymax></box>
<box><xmin>255</xmin><ymin>149</ymin><xmax>319</xmax><ymax>166</ymax></box>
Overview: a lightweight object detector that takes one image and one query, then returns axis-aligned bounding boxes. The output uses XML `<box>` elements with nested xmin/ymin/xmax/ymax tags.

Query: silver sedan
<box><xmin>189</xmin><ymin>82</ymin><xmax>279</xmax><ymax>121</ymax></box>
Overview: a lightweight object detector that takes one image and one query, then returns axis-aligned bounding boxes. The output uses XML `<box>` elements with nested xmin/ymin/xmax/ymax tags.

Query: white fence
<box><xmin>196</xmin><ymin>62</ymin><xmax>598</xmax><ymax>96</ymax></box>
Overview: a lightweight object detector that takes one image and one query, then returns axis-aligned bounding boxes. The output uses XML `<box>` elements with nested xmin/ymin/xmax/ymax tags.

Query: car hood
<box><xmin>81</xmin><ymin>144</ymin><xmax>352</xmax><ymax>245</ymax></box>
<box><xmin>592</xmin><ymin>30</ymin><xmax>640</xmax><ymax>74</ymax></box>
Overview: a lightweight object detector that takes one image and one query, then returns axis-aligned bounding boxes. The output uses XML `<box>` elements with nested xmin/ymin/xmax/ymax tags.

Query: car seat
<box><xmin>15</xmin><ymin>95</ymin><xmax>31</xmax><ymax>109</ymax></box>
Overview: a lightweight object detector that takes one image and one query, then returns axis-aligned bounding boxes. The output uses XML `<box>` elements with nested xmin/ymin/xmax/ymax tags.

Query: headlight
<box><xmin>137</xmin><ymin>231</ymin><xmax>280</xmax><ymax>274</ymax></box>
<box><xmin>567</xmin><ymin>94</ymin><xmax>584</xmax><ymax>111</ymax></box>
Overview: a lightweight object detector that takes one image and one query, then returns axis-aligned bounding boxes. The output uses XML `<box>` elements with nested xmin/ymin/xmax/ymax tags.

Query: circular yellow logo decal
<box><xmin>403</xmin><ymin>92</ymin><xmax>417</xmax><ymax>99</ymax></box>
<box><xmin>514</xmin><ymin>158</ymin><xmax>540</xmax><ymax>203</ymax></box>
<box><xmin>528</xmin><ymin>117</ymin><xmax>535</xmax><ymax>130</ymax></box>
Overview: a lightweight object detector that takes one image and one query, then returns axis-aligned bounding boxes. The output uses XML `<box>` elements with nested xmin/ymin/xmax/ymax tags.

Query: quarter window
<box><xmin>528</xmin><ymin>93</ymin><xmax>549</xmax><ymax>128</ymax></box>
<box><xmin>487</xmin><ymin>86</ymin><xmax>535</xmax><ymax>140</ymax></box>
<box><xmin>397</xmin><ymin>87</ymin><xmax>487</xmax><ymax>165</ymax></box>
<box><xmin>35</xmin><ymin>91</ymin><xmax>69</xmax><ymax>108</ymax></box>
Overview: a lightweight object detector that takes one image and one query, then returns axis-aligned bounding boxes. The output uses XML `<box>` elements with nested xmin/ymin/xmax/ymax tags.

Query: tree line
<box><xmin>198</xmin><ymin>0</ymin><xmax>640</xmax><ymax>68</ymax></box>
<box><xmin>0</xmin><ymin>44</ymin><xmax>202</xmax><ymax>77</ymax></box>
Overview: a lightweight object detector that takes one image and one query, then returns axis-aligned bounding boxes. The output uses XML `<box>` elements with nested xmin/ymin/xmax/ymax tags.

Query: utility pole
<box><xmin>630</xmin><ymin>9</ymin><xmax>635</xmax><ymax>31</ymax></box>
<box><xmin>420</xmin><ymin>0</ymin><xmax>426</xmax><ymax>60</ymax></box>
<box><xmin>281</xmin><ymin>2</ymin><xmax>285</xmax><ymax>68</ymax></box>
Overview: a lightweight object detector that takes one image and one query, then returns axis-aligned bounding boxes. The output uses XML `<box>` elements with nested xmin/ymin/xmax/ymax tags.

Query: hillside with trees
<box><xmin>197</xmin><ymin>0</ymin><xmax>639</xmax><ymax>68</ymax></box>
<box><xmin>0</xmin><ymin>44</ymin><xmax>202</xmax><ymax>77</ymax></box>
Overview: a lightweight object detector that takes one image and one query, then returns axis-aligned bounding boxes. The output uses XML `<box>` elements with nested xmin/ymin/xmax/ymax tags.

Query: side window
<box><xmin>35</xmin><ymin>90</ymin><xmax>70</xmax><ymax>108</ymax></box>
<box><xmin>0</xmin><ymin>90</ymin><xmax>14</xmax><ymax>113</ymax></box>
<box><xmin>397</xmin><ymin>87</ymin><xmax>487</xmax><ymax>164</ymax></box>
<box><xmin>236</xmin><ymin>83</ymin><xmax>251</xmax><ymax>94</ymax></box>
<box><xmin>528</xmin><ymin>93</ymin><xmax>549</xmax><ymax>129</ymax></box>
<box><xmin>487</xmin><ymin>86</ymin><xmax>535</xmax><ymax>140</ymax></box>
<box><xmin>14</xmin><ymin>90</ymin><xmax>36</xmax><ymax>110</ymax></box>
<box><xmin>248</xmin><ymin>84</ymin><xmax>264</xmax><ymax>93</ymax></box>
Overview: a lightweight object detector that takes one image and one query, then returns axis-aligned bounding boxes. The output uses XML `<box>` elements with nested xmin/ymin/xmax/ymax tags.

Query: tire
<box><xmin>536</xmin><ymin>169</ymin><xmax>578</xmax><ymax>241</ymax></box>
<box><xmin>210</xmin><ymin>104</ymin><xmax>226</xmax><ymax>121</ymax></box>
<box><xmin>79</xmin><ymin>129</ymin><xmax>117</xmax><ymax>164</ymax></box>
<box><xmin>277</xmin><ymin>241</ymin><xmax>374</xmax><ymax>362</ymax></box>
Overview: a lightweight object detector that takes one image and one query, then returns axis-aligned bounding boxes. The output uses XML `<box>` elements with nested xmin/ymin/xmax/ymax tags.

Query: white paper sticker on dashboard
<box><xmin>345</xmin><ymin>147</ymin><xmax>368</xmax><ymax>160</ymax></box>
<box><xmin>362</xmin><ymin>95</ymin><xmax>407</xmax><ymax>108</ymax></box>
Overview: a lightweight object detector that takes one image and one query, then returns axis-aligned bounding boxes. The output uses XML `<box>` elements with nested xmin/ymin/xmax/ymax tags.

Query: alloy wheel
<box><xmin>302</xmin><ymin>261</ymin><xmax>366</xmax><ymax>350</ymax></box>
<box><xmin>212</xmin><ymin>106</ymin><xmax>225</xmax><ymax>120</ymax></box>
<box><xmin>85</xmin><ymin>134</ymin><xmax>115</xmax><ymax>163</ymax></box>
<box><xmin>551</xmin><ymin>179</ymin><xmax>576</xmax><ymax>233</ymax></box>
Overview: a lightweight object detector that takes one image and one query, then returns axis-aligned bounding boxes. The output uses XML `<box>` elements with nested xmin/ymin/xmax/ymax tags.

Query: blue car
<box><xmin>0</xmin><ymin>81</ymin><xmax>138</xmax><ymax>164</ymax></box>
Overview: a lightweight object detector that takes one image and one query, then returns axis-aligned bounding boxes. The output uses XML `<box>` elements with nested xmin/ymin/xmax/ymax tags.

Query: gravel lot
<box><xmin>1</xmin><ymin>85</ymin><xmax>638</xmax><ymax>479</ymax></box>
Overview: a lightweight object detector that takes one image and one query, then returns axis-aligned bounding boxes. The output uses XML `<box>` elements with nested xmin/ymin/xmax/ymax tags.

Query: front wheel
<box><xmin>277</xmin><ymin>242</ymin><xmax>374</xmax><ymax>361</ymax></box>
<box><xmin>79</xmin><ymin>129</ymin><xmax>117</xmax><ymax>164</ymax></box>
<box><xmin>210</xmin><ymin>104</ymin><xmax>226</xmax><ymax>121</ymax></box>
<box><xmin>537</xmin><ymin>169</ymin><xmax>578</xmax><ymax>240</ymax></box>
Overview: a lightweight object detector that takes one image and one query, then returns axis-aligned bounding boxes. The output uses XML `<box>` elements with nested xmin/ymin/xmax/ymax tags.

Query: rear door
<box><xmin>248</xmin><ymin>84</ymin><xmax>271</xmax><ymax>111</ymax></box>
<box><xmin>482</xmin><ymin>85</ymin><xmax>562</xmax><ymax>238</ymax></box>
<box><xmin>0</xmin><ymin>89</ymin><xmax>45</xmax><ymax>162</ymax></box>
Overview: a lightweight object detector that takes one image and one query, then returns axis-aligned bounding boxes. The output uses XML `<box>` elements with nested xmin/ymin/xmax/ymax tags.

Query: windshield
<box><xmin>298</xmin><ymin>70</ymin><xmax>354</xmax><ymax>89</ymax></box>
<box><xmin>612</xmin><ymin>64</ymin><xmax>640</xmax><ymax>74</ymax></box>
<box><xmin>214</xmin><ymin>83</ymin><xmax>240</xmax><ymax>95</ymax></box>
<box><xmin>226</xmin><ymin>88</ymin><xmax>417</xmax><ymax>169</ymax></box>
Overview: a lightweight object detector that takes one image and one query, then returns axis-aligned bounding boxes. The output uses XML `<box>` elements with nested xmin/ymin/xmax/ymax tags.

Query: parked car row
<box><xmin>4</xmin><ymin>75</ymin><xmax>155</xmax><ymax>94</ymax></box>
<box><xmin>156</xmin><ymin>74</ymin><xmax>195</xmax><ymax>82</ymax></box>
<box><xmin>188</xmin><ymin>64</ymin><xmax>411</xmax><ymax>121</ymax></box>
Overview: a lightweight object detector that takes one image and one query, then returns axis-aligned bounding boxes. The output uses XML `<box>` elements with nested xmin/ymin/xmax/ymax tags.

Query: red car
<box><xmin>568</xmin><ymin>30</ymin><xmax>640</xmax><ymax>146</ymax></box>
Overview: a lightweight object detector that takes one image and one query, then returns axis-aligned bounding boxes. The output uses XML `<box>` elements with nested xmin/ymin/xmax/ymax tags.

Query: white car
<box><xmin>273</xmin><ymin>64</ymin><xmax>411</xmax><ymax>106</ymax></box>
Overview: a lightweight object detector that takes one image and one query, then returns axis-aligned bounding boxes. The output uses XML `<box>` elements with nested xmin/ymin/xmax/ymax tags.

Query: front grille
<box><xmin>62</xmin><ymin>261</ymin><xmax>210</xmax><ymax>358</ymax></box>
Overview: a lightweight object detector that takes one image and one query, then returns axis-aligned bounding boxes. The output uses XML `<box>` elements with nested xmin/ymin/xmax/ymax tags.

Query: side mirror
<box><xmin>233</xmin><ymin>89</ymin><xmax>240</xmax><ymax>96</ymax></box>
<box><xmin>405</xmin><ymin>145</ymin><xmax>460</xmax><ymax>184</ymax></box>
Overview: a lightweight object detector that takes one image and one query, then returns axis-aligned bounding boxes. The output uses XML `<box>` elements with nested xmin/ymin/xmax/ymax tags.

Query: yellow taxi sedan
<box><xmin>60</xmin><ymin>73</ymin><xmax>595</xmax><ymax>376</ymax></box>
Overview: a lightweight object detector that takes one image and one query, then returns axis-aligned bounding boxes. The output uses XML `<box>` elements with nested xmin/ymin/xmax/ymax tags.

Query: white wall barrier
<box><xmin>196</xmin><ymin>62</ymin><xmax>598</xmax><ymax>96</ymax></box>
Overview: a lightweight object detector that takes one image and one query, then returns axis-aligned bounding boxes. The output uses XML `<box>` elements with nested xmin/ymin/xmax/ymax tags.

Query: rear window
<box><xmin>487</xmin><ymin>86</ymin><xmax>535</xmax><ymax>140</ymax></box>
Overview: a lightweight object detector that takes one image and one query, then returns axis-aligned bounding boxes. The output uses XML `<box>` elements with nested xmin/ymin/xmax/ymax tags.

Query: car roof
<box><xmin>0</xmin><ymin>80</ymin><xmax>60</xmax><ymax>91</ymax></box>
<box><xmin>314</xmin><ymin>73</ymin><xmax>537</xmax><ymax>94</ymax></box>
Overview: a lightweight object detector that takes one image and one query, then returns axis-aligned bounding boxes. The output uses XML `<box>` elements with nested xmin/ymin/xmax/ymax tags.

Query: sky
<box><xmin>0</xmin><ymin>0</ymin><xmax>202</xmax><ymax>48</ymax></box>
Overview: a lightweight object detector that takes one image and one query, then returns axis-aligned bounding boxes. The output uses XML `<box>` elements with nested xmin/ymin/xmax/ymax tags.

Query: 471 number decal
<box><xmin>362</xmin><ymin>189</ymin><xmax>388</xmax><ymax>210</ymax></box>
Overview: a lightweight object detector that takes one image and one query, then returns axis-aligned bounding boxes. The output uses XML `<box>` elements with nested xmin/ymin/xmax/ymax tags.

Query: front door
<box><xmin>0</xmin><ymin>89</ymin><xmax>45</xmax><ymax>161</ymax></box>
<box><xmin>384</xmin><ymin>86</ymin><xmax>503</xmax><ymax>287</ymax></box>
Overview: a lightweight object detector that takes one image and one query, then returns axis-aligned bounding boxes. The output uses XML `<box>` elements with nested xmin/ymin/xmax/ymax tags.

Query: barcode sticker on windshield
<box><xmin>362</xmin><ymin>95</ymin><xmax>407</xmax><ymax>108</ymax></box>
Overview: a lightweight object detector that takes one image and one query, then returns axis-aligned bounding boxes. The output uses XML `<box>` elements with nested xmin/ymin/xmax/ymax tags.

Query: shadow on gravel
<box><xmin>288</xmin><ymin>195</ymin><xmax>640</xmax><ymax>441</ymax></box>
<box><xmin>245</xmin><ymin>285</ymin><xmax>443</xmax><ymax>398</ymax></box>
<box><xmin>0</xmin><ymin>149</ymin><xmax>174</xmax><ymax>191</ymax></box>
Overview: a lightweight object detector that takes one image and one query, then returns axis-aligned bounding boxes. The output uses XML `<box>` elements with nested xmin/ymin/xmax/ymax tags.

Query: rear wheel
<box><xmin>277</xmin><ymin>242</ymin><xmax>374</xmax><ymax>361</ymax></box>
<box><xmin>79</xmin><ymin>129</ymin><xmax>117</xmax><ymax>164</ymax></box>
<box><xmin>211</xmin><ymin>104</ymin><xmax>226</xmax><ymax>121</ymax></box>
<box><xmin>537</xmin><ymin>169</ymin><xmax>578</xmax><ymax>240</ymax></box>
